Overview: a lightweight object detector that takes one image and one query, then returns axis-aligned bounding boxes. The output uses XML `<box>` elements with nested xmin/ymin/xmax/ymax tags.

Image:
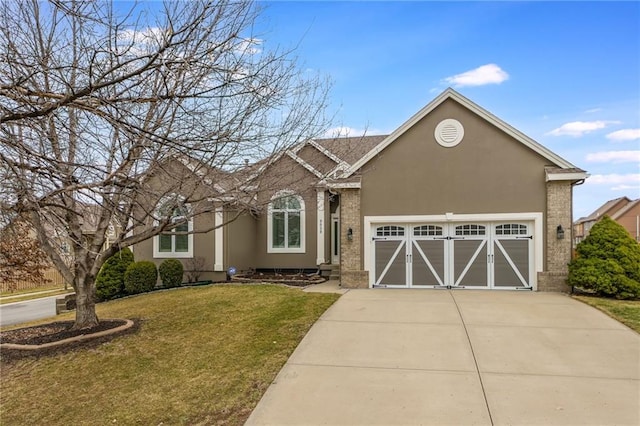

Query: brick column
<box><xmin>538</xmin><ymin>181</ymin><xmax>573</xmax><ymax>292</ymax></box>
<box><xmin>340</xmin><ymin>188</ymin><xmax>368</xmax><ymax>288</ymax></box>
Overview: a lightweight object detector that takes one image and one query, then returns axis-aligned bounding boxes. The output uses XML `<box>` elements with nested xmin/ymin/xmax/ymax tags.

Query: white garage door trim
<box><xmin>364</xmin><ymin>213</ymin><xmax>543</xmax><ymax>290</ymax></box>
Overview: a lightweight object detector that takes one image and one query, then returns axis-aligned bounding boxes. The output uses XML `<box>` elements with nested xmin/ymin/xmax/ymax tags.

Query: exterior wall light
<box><xmin>347</xmin><ymin>227</ymin><xmax>353</xmax><ymax>241</ymax></box>
<box><xmin>557</xmin><ymin>225</ymin><xmax>565</xmax><ymax>240</ymax></box>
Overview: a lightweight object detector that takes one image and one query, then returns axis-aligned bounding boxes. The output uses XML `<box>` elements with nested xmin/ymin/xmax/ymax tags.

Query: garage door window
<box><xmin>414</xmin><ymin>225</ymin><xmax>443</xmax><ymax>236</ymax></box>
<box><xmin>455</xmin><ymin>224</ymin><xmax>486</xmax><ymax>236</ymax></box>
<box><xmin>496</xmin><ymin>224</ymin><xmax>527</xmax><ymax>235</ymax></box>
<box><xmin>376</xmin><ymin>225</ymin><xmax>405</xmax><ymax>237</ymax></box>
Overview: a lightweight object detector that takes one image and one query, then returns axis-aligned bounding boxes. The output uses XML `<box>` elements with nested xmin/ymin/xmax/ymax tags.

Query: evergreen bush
<box><xmin>95</xmin><ymin>248</ymin><xmax>134</xmax><ymax>301</ymax></box>
<box><xmin>124</xmin><ymin>261</ymin><xmax>158</xmax><ymax>295</ymax></box>
<box><xmin>569</xmin><ymin>216</ymin><xmax>640</xmax><ymax>299</ymax></box>
<box><xmin>159</xmin><ymin>259</ymin><xmax>184</xmax><ymax>288</ymax></box>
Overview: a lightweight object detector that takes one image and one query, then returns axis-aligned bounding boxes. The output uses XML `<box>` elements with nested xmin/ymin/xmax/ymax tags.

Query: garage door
<box><xmin>372</xmin><ymin>222</ymin><xmax>533</xmax><ymax>289</ymax></box>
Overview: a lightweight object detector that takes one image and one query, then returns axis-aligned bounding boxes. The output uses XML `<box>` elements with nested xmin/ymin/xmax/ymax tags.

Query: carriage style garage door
<box><xmin>372</xmin><ymin>222</ymin><xmax>534</xmax><ymax>289</ymax></box>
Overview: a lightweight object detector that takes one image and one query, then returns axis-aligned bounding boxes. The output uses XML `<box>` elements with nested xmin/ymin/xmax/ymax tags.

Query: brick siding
<box><xmin>538</xmin><ymin>181</ymin><xmax>573</xmax><ymax>292</ymax></box>
<box><xmin>339</xmin><ymin>188</ymin><xmax>369</xmax><ymax>288</ymax></box>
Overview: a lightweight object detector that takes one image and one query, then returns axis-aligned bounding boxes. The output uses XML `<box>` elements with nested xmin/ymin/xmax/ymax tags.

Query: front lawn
<box><xmin>0</xmin><ymin>284</ymin><xmax>340</xmax><ymax>425</ymax></box>
<box><xmin>573</xmin><ymin>295</ymin><xmax>640</xmax><ymax>333</ymax></box>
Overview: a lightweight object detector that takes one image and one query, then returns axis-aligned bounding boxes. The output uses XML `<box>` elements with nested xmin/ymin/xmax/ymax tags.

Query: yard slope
<box><xmin>0</xmin><ymin>284</ymin><xmax>340</xmax><ymax>425</ymax></box>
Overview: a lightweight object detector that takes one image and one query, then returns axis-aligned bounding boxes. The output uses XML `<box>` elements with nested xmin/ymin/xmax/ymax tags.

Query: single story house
<box><xmin>135</xmin><ymin>88</ymin><xmax>588</xmax><ymax>291</ymax></box>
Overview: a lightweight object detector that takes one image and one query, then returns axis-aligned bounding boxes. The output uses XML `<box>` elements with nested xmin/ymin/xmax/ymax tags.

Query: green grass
<box><xmin>574</xmin><ymin>295</ymin><xmax>640</xmax><ymax>333</ymax></box>
<box><xmin>0</xmin><ymin>284</ymin><xmax>340</xmax><ymax>425</ymax></box>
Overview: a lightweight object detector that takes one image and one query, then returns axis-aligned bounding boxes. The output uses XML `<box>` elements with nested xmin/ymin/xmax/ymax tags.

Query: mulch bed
<box><xmin>0</xmin><ymin>319</ymin><xmax>140</xmax><ymax>364</ymax></box>
<box><xmin>232</xmin><ymin>273</ymin><xmax>326</xmax><ymax>286</ymax></box>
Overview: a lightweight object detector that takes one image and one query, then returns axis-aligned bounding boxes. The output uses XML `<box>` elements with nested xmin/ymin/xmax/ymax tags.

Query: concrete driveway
<box><xmin>246</xmin><ymin>289</ymin><xmax>639</xmax><ymax>425</ymax></box>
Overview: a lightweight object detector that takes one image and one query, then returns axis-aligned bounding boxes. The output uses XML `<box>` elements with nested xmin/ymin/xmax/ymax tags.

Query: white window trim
<box><xmin>153</xmin><ymin>197</ymin><xmax>194</xmax><ymax>259</ymax></box>
<box><xmin>214</xmin><ymin>207</ymin><xmax>224</xmax><ymax>271</ymax></box>
<box><xmin>153</xmin><ymin>219</ymin><xmax>194</xmax><ymax>258</ymax></box>
<box><xmin>267</xmin><ymin>191</ymin><xmax>306</xmax><ymax>254</ymax></box>
<box><xmin>316</xmin><ymin>190</ymin><xmax>325</xmax><ymax>264</ymax></box>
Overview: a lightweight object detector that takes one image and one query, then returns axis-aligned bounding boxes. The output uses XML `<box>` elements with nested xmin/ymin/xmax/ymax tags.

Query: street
<box><xmin>0</xmin><ymin>296</ymin><xmax>59</xmax><ymax>327</ymax></box>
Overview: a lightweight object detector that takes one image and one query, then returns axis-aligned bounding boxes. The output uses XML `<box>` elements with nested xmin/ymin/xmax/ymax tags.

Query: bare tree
<box><xmin>0</xmin><ymin>0</ymin><xmax>330</xmax><ymax>328</ymax></box>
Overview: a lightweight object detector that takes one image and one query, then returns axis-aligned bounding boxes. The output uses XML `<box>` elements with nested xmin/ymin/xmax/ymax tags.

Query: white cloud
<box><xmin>235</xmin><ymin>37</ymin><xmax>262</xmax><ymax>55</ymax></box>
<box><xmin>118</xmin><ymin>27</ymin><xmax>166</xmax><ymax>44</ymax></box>
<box><xmin>611</xmin><ymin>184</ymin><xmax>640</xmax><ymax>191</ymax></box>
<box><xmin>324</xmin><ymin>126</ymin><xmax>381</xmax><ymax>138</ymax></box>
<box><xmin>584</xmin><ymin>108</ymin><xmax>603</xmax><ymax>114</ymax></box>
<box><xmin>546</xmin><ymin>120</ymin><xmax>621</xmax><ymax>137</ymax></box>
<box><xmin>443</xmin><ymin>64</ymin><xmax>509</xmax><ymax>87</ymax></box>
<box><xmin>606</xmin><ymin>128</ymin><xmax>640</xmax><ymax>141</ymax></box>
<box><xmin>586</xmin><ymin>151</ymin><xmax>640</xmax><ymax>163</ymax></box>
<box><xmin>587</xmin><ymin>173</ymin><xmax>640</xmax><ymax>185</ymax></box>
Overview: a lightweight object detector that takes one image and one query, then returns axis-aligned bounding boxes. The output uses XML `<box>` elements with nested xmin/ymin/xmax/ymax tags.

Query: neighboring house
<box><xmin>45</xmin><ymin>203</ymin><xmax>123</xmax><ymax>265</ymax></box>
<box><xmin>0</xmin><ymin>206</ymin><xmax>120</xmax><ymax>291</ymax></box>
<box><xmin>135</xmin><ymin>88</ymin><xmax>588</xmax><ymax>292</ymax></box>
<box><xmin>574</xmin><ymin>196</ymin><xmax>640</xmax><ymax>244</ymax></box>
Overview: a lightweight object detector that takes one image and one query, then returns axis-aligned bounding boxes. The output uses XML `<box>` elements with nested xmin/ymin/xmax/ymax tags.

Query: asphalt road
<box><xmin>0</xmin><ymin>296</ymin><xmax>59</xmax><ymax>327</ymax></box>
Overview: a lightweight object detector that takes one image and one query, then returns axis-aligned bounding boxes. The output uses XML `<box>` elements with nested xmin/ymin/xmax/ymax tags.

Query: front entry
<box><xmin>372</xmin><ymin>222</ymin><xmax>533</xmax><ymax>289</ymax></box>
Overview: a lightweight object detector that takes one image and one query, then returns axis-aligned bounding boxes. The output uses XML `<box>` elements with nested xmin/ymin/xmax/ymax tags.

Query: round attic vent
<box><xmin>435</xmin><ymin>119</ymin><xmax>464</xmax><ymax>147</ymax></box>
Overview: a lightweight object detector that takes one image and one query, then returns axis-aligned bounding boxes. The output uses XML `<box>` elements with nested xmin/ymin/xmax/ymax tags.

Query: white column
<box><xmin>214</xmin><ymin>207</ymin><xmax>224</xmax><ymax>271</ymax></box>
<box><xmin>316</xmin><ymin>190</ymin><xmax>325</xmax><ymax>265</ymax></box>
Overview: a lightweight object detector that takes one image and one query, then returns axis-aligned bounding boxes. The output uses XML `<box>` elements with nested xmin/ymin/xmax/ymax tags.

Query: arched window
<box><xmin>153</xmin><ymin>198</ymin><xmax>193</xmax><ymax>258</ymax></box>
<box><xmin>268</xmin><ymin>192</ymin><xmax>305</xmax><ymax>253</ymax></box>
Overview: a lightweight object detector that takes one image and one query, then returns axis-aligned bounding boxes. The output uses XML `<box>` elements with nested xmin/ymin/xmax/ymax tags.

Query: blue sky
<box><xmin>254</xmin><ymin>1</ymin><xmax>640</xmax><ymax>218</ymax></box>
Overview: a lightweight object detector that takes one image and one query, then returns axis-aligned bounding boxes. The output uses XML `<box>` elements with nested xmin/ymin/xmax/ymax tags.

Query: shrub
<box><xmin>185</xmin><ymin>257</ymin><xmax>205</xmax><ymax>283</ymax></box>
<box><xmin>124</xmin><ymin>261</ymin><xmax>158</xmax><ymax>295</ymax></box>
<box><xmin>95</xmin><ymin>248</ymin><xmax>134</xmax><ymax>301</ymax></box>
<box><xmin>569</xmin><ymin>216</ymin><xmax>640</xmax><ymax>299</ymax></box>
<box><xmin>159</xmin><ymin>259</ymin><xmax>184</xmax><ymax>288</ymax></box>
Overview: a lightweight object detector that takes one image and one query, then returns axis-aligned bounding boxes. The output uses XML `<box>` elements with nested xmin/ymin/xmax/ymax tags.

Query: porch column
<box><xmin>316</xmin><ymin>190</ymin><xmax>325</xmax><ymax>265</ymax></box>
<box><xmin>214</xmin><ymin>207</ymin><xmax>224</xmax><ymax>271</ymax></box>
<box><xmin>538</xmin><ymin>180</ymin><xmax>573</xmax><ymax>291</ymax></box>
<box><xmin>340</xmin><ymin>188</ymin><xmax>368</xmax><ymax>288</ymax></box>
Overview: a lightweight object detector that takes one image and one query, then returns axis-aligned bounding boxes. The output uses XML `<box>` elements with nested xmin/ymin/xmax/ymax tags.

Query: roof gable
<box><xmin>346</xmin><ymin>88</ymin><xmax>584</xmax><ymax>177</ymax></box>
<box><xmin>582</xmin><ymin>196</ymin><xmax>633</xmax><ymax>222</ymax></box>
<box><xmin>611</xmin><ymin>198</ymin><xmax>640</xmax><ymax>220</ymax></box>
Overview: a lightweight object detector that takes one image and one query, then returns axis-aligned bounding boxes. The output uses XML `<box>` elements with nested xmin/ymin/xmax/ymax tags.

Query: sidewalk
<box><xmin>1</xmin><ymin>288</ymin><xmax>68</xmax><ymax>301</ymax></box>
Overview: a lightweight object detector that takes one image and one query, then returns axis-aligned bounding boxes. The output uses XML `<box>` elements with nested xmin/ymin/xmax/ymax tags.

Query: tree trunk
<box><xmin>73</xmin><ymin>273</ymin><xmax>99</xmax><ymax>329</ymax></box>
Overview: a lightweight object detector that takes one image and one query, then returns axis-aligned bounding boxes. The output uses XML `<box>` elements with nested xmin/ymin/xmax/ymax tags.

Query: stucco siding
<box><xmin>225</xmin><ymin>211</ymin><xmax>256</xmax><ymax>273</ymax></box>
<box><xmin>251</xmin><ymin>155</ymin><xmax>321</xmax><ymax>270</ymax></box>
<box><xmin>252</xmin><ymin>191</ymin><xmax>318</xmax><ymax>269</ymax></box>
<box><xmin>135</xmin><ymin>212</ymin><xmax>217</xmax><ymax>276</ymax></box>
<box><xmin>360</xmin><ymin>99</ymin><xmax>550</xmax><ymax>217</ymax></box>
